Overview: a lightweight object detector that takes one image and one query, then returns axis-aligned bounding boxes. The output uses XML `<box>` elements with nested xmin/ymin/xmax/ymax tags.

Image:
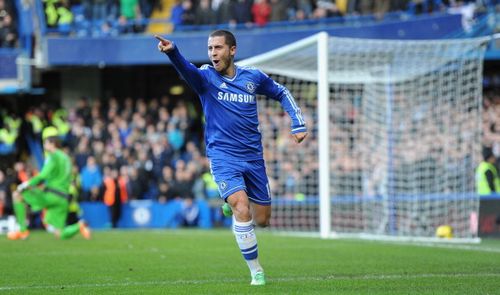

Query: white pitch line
<box><xmin>408</xmin><ymin>242</ymin><xmax>500</xmax><ymax>253</ymax></box>
<box><xmin>1</xmin><ymin>273</ymin><xmax>500</xmax><ymax>291</ymax></box>
<box><xmin>359</xmin><ymin>238</ymin><xmax>500</xmax><ymax>254</ymax></box>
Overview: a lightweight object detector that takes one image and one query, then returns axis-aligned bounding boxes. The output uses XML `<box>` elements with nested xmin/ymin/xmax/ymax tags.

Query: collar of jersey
<box><xmin>218</xmin><ymin>65</ymin><xmax>239</xmax><ymax>82</ymax></box>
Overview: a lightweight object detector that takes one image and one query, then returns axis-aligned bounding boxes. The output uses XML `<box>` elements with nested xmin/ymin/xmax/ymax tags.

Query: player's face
<box><xmin>43</xmin><ymin>139</ymin><xmax>56</xmax><ymax>152</ymax></box>
<box><xmin>208</xmin><ymin>36</ymin><xmax>235</xmax><ymax>75</ymax></box>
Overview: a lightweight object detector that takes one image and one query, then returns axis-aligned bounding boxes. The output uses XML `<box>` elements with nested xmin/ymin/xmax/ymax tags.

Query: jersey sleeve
<box><xmin>256</xmin><ymin>70</ymin><xmax>307</xmax><ymax>134</ymax></box>
<box><xmin>166</xmin><ymin>44</ymin><xmax>208</xmax><ymax>95</ymax></box>
<box><xmin>485</xmin><ymin>170</ymin><xmax>497</xmax><ymax>192</ymax></box>
<box><xmin>28</xmin><ymin>154</ymin><xmax>55</xmax><ymax>186</ymax></box>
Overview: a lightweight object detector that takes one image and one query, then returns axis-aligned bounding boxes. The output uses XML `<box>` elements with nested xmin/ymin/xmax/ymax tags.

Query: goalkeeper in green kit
<box><xmin>7</xmin><ymin>126</ymin><xmax>91</xmax><ymax>240</ymax></box>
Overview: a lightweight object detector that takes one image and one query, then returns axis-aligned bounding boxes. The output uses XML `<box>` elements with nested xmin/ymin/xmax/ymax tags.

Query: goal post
<box><xmin>317</xmin><ymin>32</ymin><xmax>331</xmax><ymax>239</ymax></box>
<box><xmin>237</xmin><ymin>33</ymin><xmax>490</xmax><ymax>243</ymax></box>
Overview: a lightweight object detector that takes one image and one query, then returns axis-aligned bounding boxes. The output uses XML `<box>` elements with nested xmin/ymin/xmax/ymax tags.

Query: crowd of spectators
<box><xmin>0</xmin><ymin>81</ymin><xmax>500</xmax><ymax>229</ymax></box>
<box><xmin>483</xmin><ymin>89</ymin><xmax>500</xmax><ymax>164</ymax></box>
<box><xmin>0</xmin><ymin>92</ymin><xmax>320</xmax><ymax>211</ymax></box>
<box><xmin>1</xmin><ymin>0</ymin><xmax>495</xmax><ymax>44</ymax></box>
<box><xmin>0</xmin><ymin>0</ymin><xmax>16</xmax><ymax>47</ymax></box>
<box><xmin>259</xmin><ymin>76</ymin><xmax>500</xmax><ymax>200</ymax></box>
<box><xmin>169</xmin><ymin>0</ymin><xmax>448</xmax><ymax>30</ymax></box>
<box><xmin>0</xmin><ymin>80</ymin><xmax>499</xmax><ymax>226</ymax></box>
<box><xmin>0</xmin><ymin>96</ymin><xmax>219</xmax><ymax>226</ymax></box>
<box><xmin>41</xmin><ymin>0</ymin><xmax>488</xmax><ymax>36</ymax></box>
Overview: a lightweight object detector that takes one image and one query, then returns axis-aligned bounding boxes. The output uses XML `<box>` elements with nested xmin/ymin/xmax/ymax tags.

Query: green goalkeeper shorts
<box><xmin>21</xmin><ymin>188</ymin><xmax>69</xmax><ymax>230</ymax></box>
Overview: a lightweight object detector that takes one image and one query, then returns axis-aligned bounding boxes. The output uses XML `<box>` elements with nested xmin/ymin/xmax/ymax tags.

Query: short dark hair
<box><xmin>209</xmin><ymin>30</ymin><xmax>236</xmax><ymax>48</ymax></box>
<box><xmin>45</xmin><ymin>136</ymin><xmax>61</xmax><ymax>148</ymax></box>
<box><xmin>482</xmin><ymin>147</ymin><xmax>495</xmax><ymax>161</ymax></box>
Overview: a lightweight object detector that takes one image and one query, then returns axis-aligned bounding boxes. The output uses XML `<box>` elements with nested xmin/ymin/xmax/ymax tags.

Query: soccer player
<box><xmin>7</xmin><ymin>126</ymin><xmax>91</xmax><ymax>240</ymax></box>
<box><xmin>156</xmin><ymin>30</ymin><xmax>307</xmax><ymax>285</ymax></box>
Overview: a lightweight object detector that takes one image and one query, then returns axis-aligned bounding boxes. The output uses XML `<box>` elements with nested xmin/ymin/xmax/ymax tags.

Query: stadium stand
<box><xmin>37</xmin><ymin>0</ymin><xmax>483</xmax><ymax>36</ymax></box>
<box><xmin>0</xmin><ymin>0</ymin><xmax>17</xmax><ymax>48</ymax></box>
<box><xmin>0</xmin><ymin>76</ymin><xmax>499</xmax><ymax>229</ymax></box>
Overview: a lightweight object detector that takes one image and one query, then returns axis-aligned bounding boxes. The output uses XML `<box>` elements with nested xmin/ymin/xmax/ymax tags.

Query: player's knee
<box><xmin>254</xmin><ymin>215</ymin><xmax>270</xmax><ymax>228</ymax></box>
<box><xmin>255</xmin><ymin>219</ymin><xmax>270</xmax><ymax>228</ymax></box>
<box><xmin>233</xmin><ymin>203</ymin><xmax>252</xmax><ymax>221</ymax></box>
<box><xmin>229</xmin><ymin>199</ymin><xmax>251</xmax><ymax>221</ymax></box>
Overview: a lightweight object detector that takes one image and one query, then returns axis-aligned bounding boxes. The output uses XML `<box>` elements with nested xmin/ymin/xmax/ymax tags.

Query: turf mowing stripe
<box><xmin>409</xmin><ymin>242</ymin><xmax>500</xmax><ymax>253</ymax></box>
<box><xmin>1</xmin><ymin>273</ymin><xmax>500</xmax><ymax>291</ymax></box>
<box><xmin>366</xmin><ymin>239</ymin><xmax>500</xmax><ymax>253</ymax></box>
<box><xmin>270</xmin><ymin>232</ymin><xmax>500</xmax><ymax>254</ymax></box>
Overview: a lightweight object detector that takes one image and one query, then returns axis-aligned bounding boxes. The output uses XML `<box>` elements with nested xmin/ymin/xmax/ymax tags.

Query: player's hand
<box><xmin>16</xmin><ymin>181</ymin><xmax>29</xmax><ymax>192</ymax></box>
<box><xmin>293</xmin><ymin>131</ymin><xmax>308</xmax><ymax>143</ymax></box>
<box><xmin>155</xmin><ymin>35</ymin><xmax>174</xmax><ymax>53</ymax></box>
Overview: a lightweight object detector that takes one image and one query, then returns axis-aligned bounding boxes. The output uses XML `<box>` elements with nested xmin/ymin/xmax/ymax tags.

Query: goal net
<box><xmin>238</xmin><ymin>33</ymin><xmax>489</xmax><ymax>243</ymax></box>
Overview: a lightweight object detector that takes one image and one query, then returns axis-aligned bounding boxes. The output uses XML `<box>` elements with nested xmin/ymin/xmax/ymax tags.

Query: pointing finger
<box><xmin>154</xmin><ymin>35</ymin><xmax>169</xmax><ymax>45</ymax></box>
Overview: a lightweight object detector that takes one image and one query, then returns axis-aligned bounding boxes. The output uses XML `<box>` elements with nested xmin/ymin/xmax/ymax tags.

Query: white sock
<box><xmin>232</xmin><ymin>217</ymin><xmax>263</xmax><ymax>276</ymax></box>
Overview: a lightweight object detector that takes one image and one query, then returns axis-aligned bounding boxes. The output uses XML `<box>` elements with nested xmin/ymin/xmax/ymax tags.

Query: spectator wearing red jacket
<box><xmin>251</xmin><ymin>0</ymin><xmax>271</xmax><ymax>27</ymax></box>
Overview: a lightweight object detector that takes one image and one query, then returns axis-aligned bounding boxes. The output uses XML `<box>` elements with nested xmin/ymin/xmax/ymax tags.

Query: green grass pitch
<box><xmin>1</xmin><ymin>230</ymin><xmax>499</xmax><ymax>294</ymax></box>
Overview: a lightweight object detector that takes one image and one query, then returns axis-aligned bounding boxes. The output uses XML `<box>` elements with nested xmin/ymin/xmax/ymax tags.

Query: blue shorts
<box><xmin>209</xmin><ymin>158</ymin><xmax>271</xmax><ymax>206</ymax></box>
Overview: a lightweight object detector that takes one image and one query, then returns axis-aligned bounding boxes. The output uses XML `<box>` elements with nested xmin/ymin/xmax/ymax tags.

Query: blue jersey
<box><xmin>167</xmin><ymin>45</ymin><xmax>307</xmax><ymax>161</ymax></box>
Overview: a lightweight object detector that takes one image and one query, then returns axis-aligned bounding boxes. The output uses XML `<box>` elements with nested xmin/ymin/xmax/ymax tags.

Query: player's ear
<box><xmin>230</xmin><ymin>45</ymin><xmax>236</xmax><ymax>57</ymax></box>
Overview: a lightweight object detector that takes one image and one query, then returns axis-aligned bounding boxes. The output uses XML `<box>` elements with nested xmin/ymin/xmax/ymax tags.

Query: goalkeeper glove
<box><xmin>16</xmin><ymin>181</ymin><xmax>30</xmax><ymax>192</ymax></box>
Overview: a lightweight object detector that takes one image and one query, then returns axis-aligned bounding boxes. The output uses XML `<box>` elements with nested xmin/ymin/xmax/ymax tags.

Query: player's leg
<box><xmin>210</xmin><ymin>159</ymin><xmax>265</xmax><ymax>285</ymax></box>
<box><xmin>226</xmin><ymin>190</ymin><xmax>252</xmax><ymax>221</ymax></box>
<box><xmin>250</xmin><ymin>202</ymin><xmax>271</xmax><ymax>228</ymax></box>
<box><xmin>223</xmin><ymin>195</ymin><xmax>271</xmax><ymax>227</ymax></box>
<box><xmin>58</xmin><ymin>221</ymin><xmax>91</xmax><ymax>240</ymax></box>
<box><xmin>245</xmin><ymin>159</ymin><xmax>272</xmax><ymax>228</ymax></box>
<box><xmin>238</xmin><ymin>159</ymin><xmax>271</xmax><ymax>285</ymax></box>
<box><xmin>40</xmin><ymin>193</ymin><xmax>70</xmax><ymax>238</ymax></box>
<box><xmin>8</xmin><ymin>188</ymin><xmax>47</xmax><ymax>240</ymax></box>
<box><xmin>8</xmin><ymin>191</ymin><xmax>30</xmax><ymax>239</ymax></box>
<box><xmin>44</xmin><ymin>193</ymin><xmax>91</xmax><ymax>240</ymax></box>
<box><xmin>226</xmin><ymin>190</ymin><xmax>265</xmax><ymax>285</ymax></box>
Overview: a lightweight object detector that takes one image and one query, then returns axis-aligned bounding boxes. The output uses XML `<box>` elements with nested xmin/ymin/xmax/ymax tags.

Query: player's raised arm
<box><xmin>257</xmin><ymin>72</ymin><xmax>308</xmax><ymax>143</ymax></box>
<box><xmin>155</xmin><ymin>35</ymin><xmax>207</xmax><ymax>95</ymax></box>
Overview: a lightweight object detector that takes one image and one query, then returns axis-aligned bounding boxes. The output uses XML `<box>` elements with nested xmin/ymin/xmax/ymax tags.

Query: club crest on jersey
<box><xmin>219</xmin><ymin>181</ymin><xmax>227</xmax><ymax>190</ymax></box>
<box><xmin>246</xmin><ymin>82</ymin><xmax>256</xmax><ymax>93</ymax></box>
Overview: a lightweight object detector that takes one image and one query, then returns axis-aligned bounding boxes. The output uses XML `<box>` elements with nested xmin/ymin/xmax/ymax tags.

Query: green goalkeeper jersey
<box><xmin>28</xmin><ymin>149</ymin><xmax>72</xmax><ymax>194</ymax></box>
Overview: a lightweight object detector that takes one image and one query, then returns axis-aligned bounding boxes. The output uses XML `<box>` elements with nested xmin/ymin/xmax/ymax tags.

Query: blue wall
<box><xmin>80</xmin><ymin>193</ymin><xmax>499</xmax><ymax>237</ymax></box>
<box><xmin>81</xmin><ymin>199</ymin><xmax>216</xmax><ymax>229</ymax></box>
<box><xmin>0</xmin><ymin>49</ymin><xmax>19</xmax><ymax>79</ymax></box>
<box><xmin>45</xmin><ymin>14</ymin><xmax>462</xmax><ymax>66</ymax></box>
